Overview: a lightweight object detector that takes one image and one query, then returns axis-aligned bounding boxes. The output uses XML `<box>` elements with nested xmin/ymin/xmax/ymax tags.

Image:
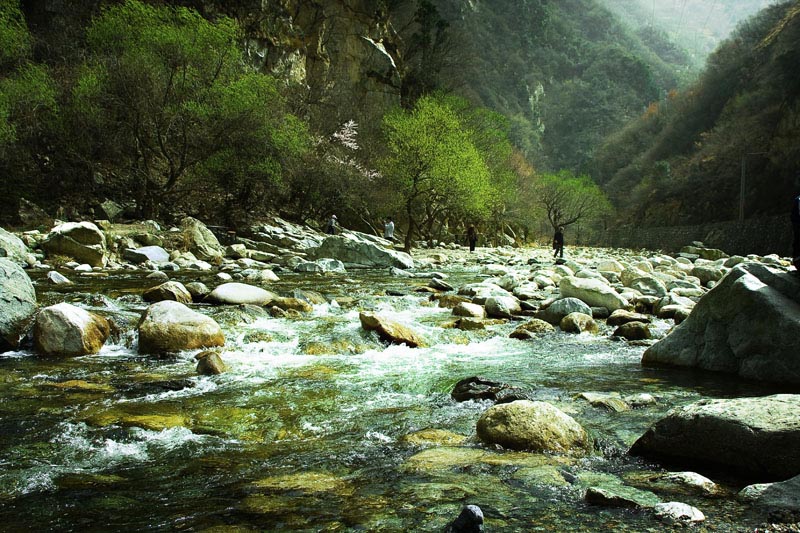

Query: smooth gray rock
<box><xmin>560</xmin><ymin>276</ymin><xmax>628</xmax><ymax>311</ymax></box>
<box><xmin>181</xmin><ymin>216</ymin><xmax>223</xmax><ymax>262</ymax></box>
<box><xmin>46</xmin><ymin>270</ymin><xmax>72</xmax><ymax>285</ymax></box>
<box><xmin>205</xmin><ymin>282</ymin><xmax>277</xmax><ymax>306</ymax></box>
<box><xmin>42</xmin><ymin>221</ymin><xmax>107</xmax><ymax>267</ymax></box>
<box><xmin>643</xmin><ymin>263</ymin><xmax>800</xmax><ymax>384</ymax></box>
<box><xmin>34</xmin><ymin>303</ymin><xmax>110</xmax><ymax>356</ymax></box>
<box><xmin>0</xmin><ymin>226</ymin><xmax>29</xmax><ymax>265</ymax></box>
<box><xmin>535</xmin><ymin>297</ymin><xmax>592</xmax><ymax>325</ymax></box>
<box><xmin>630</xmin><ymin>394</ymin><xmax>800</xmax><ymax>480</ymax></box>
<box><xmin>739</xmin><ymin>474</ymin><xmax>800</xmax><ymax>513</ymax></box>
<box><xmin>123</xmin><ymin>246</ymin><xmax>170</xmax><ymax>264</ymax></box>
<box><xmin>309</xmin><ymin>233</ymin><xmax>413</xmax><ymax>269</ymax></box>
<box><xmin>653</xmin><ymin>502</ymin><xmax>705</xmax><ymax>524</ymax></box>
<box><xmin>485</xmin><ymin>295</ymin><xmax>521</xmax><ymax>318</ymax></box>
<box><xmin>137</xmin><ymin>301</ymin><xmax>225</xmax><ymax>354</ymax></box>
<box><xmin>0</xmin><ymin>259</ymin><xmax>37</xmax><ymax>351</ymax></box>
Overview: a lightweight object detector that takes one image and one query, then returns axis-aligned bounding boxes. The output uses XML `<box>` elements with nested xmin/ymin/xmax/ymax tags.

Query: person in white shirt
<box><xmin>384</xmin><ymin>217</ymin><xmax>395</xmax><ymax>241</ymax></box>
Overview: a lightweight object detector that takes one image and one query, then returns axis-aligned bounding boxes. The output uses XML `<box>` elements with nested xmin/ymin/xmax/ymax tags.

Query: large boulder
<box><xmin>476</xmin><ymin>400</ymin><xmax>591</xmax><ymax>454</ymax></box>
<box><xmin>205</xmin><ymin>282</ymin><xmax>277</xmax><ymax>306</ymax></box>
<box><xmin>359</xmin><ymin>311</ymin><xmax>425</xmax><ymax>347</ymax></box>
<box><xmin>642</xmin><ymin>263</ymin><xmax>800</xmax><ymax>384</ymax></box>
<box><xmin>629</xmin><ymin>394</ymin><xmax>800</xmax><ymax>480</ymax></box>
<box><xmin>137</xmin><ymin>301</ymin><xmax>225</xmax><ymax>354</ymax></box>
<box><xmin>0</xmin><ymin>226</ymin><xmax>29</xmax><ymax>265</ymax></box>
<box><xmin>560</xmin><ymin>276</ymin><xmax>628</xmax><ymax>311</ymax></box>
<box><xmin>535</xmin><ymin>297</ymin><xmax>592</xmax><ymax>325</ymax></box>
<box><xmin>309</xmin><ymin>233</ymin><xmax>414</xmax><ymax>269</ymax></box>
<box><xmin>41</xmin><ymin>221</ymin><xmax>107</xmax><ymax>267</ymax></box>
<box><xmin>34</xmin><ymin>303</ymin><xmax>110</xmax><ymax>356</ymax></box>
<box><xmin>452</xmin><ymin>302</ymin><xmax>486</xmax><ymax>319</ymax></box>
<box><xmin>0</xmin><ymin>258</ymin><xmax>37</xmax><ymax>352</ymax></box>
<box><xmin>739</xmin><ymin>474</ymin><xmax>800</xmax><ymax>513</ymax></box>
<box><xmin>627</xmin><ymin>276</ymin><xmax>668</xmax><ymax>298</ymax></box>
<box><xmin>143</xmin><ymin>281</ymin><xmax>193</xmax><ymax>304</ymax></box>
<box><xmin>123</xmin><ymin>246</ymin><xmax>170</xmax><ymax>264</ymax></box>
<box><xmin>560</xmin><ymin>312</ymin><xmax>598</xmax><ymax>334</ymax></box>
<box><xmin>485</xmin><ymin>296</ymin><xmax>521</xmax><ymax>319</ymax></box>
<box><xmin>181</xmin><ymin>216</ymin><xmax>224</xmax><ymax>262</ymax></box>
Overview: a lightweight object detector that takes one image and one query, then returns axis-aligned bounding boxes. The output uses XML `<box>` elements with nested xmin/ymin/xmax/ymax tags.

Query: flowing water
<box><xmin>0</xmin><ymin>263</ymin><xmax>790</xmax><ymax>532</ymax></box>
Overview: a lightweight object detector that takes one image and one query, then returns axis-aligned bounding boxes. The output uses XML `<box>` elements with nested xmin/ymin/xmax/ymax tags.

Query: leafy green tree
<box><xmin>379</xmin><ymin>94</ymin><xmax>497</xmax><ymax>251</ymax></box>
<box><xmin>0</xmin><ymin>0</ymin><xmax>56</xmax><ymax>146</ymax></box>
<box><xmin>534</xmin><ymin>170</ymin><xmax>613</xmax><ymax>230</ymax></box>
<box><xmin>0</xmin><ymin>0</ymin><xmax>58</xmax><ymax>222</ymax></box>
<box><xmin>73</xmin><ymin>0</ymin><xmax>308</xmax><ymax>221</ymax></box>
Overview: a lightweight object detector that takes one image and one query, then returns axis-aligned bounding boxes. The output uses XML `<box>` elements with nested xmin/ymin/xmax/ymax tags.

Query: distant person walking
<box><xmin>466</xmin><ymin>225</ymin><xmax>478</xmax><ymax>252</ymax></box>
<box><xmin>553</xmin><ymin>225</ymin><xmax>564</xmax><ymax>259</ymax></box>
<box><xmin>326</xmin><ymin>214</ymin><xmax>338</xmax><ymax>235</ymax></box>
<box><xmin>792</xmin><ymin>192</ymin><xmax>800</xmax><ymax>269</ymax></box>
<box><xmin>384</xmin><ymin>217</ymin><xmax>395</xmax><ymax>241</ymax></box>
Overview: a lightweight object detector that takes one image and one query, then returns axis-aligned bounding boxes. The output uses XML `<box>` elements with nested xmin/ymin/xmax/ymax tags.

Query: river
<box><xmin>0</xmin><ymin>256</ymin><xmax>787</xmax><ymax>531</ymax></box>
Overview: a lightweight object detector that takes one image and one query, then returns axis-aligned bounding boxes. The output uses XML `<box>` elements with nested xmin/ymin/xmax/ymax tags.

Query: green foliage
<box><xmin>0</xmin><ymin>0</ymin><xmax>30</xmax><ymax>69</ymax></box>
<box><xmin>0</xmin><ymin>2</ymin><xmax>56</xmax><ymax>147</ymax></box>
<box><xmin>592</xmin><ymin>1</ymin><xmax>800</xmax><ymax>224</ymax></box>
<box><xmin>380</xmin><ymin>94</ymin><xmax>512</xmax><ymax>249</ymax></box>
<box><xmin>432</xmin><ymin>0</ymin><xmax>693</xmax><ymax>172</ymax></box>
<box><xmin>534</xmin><ymin>170</ymin><xmax>613</xmax><ymax>230</ymax></box>
<box><xmin>0</xmin><ymin>63</ymin><xmax>57</xmax><ymax>145</ymax></box>
<box><xmin>72</xmin><ymin>0</ymin><xmax>308</xmax><ymax>221</ymax></box>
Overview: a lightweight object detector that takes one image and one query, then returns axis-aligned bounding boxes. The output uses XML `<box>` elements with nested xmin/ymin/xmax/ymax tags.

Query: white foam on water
<box><xmin>118</xmin><ymin>375</ymin><xmax>218</xmax><ymax>403</ymax></box>
<box><xmin>364</xmin><ymin>431</ymin><xmax>393</xmax><ymax>443</ymax></box>
<box><xmin>0</xmin><ymin>422</ymin><xmax>222</xmax><ymax>497</ymax></box>
<box><xmin>128</xmin><ymin>426</ymin><xmax>206</xmax><ymax>453</ymax></box>
<box><xmin>18</xmin><ymin>470</ymin><xmax>56</xmax><ymax>495</ymax></box>
<box><xmin>0</xmin><ymin>350</ymin><xmax>30</xmax><ymax>359</ymax></box>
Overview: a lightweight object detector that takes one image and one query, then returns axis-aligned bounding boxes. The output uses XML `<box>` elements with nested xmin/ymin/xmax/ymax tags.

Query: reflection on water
<box><xmin>0</xmin><ymin>267</ymin><xmax>789</xmax><ymax>531</ymax></box>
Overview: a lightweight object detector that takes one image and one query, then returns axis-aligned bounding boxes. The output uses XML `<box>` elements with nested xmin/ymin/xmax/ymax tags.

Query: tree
<box><xmin>379</xmin><ymin>94</ymin><xmax>497</xmax><ymax>251</ymax></box>
<box><xmin>0</xmin><ymin>0</ymin><xmax>58</xmax><ymax>222</ymax></box>
<box><xmin>395</xmin><ymin>0</ymin><xmax>452</xmax><ymax>107</ymax></box>
<box><xmin>535</xmin><ymin>170</ymin><xmax>612</xmax><ymax>230</ymax></box>
<box><xmin>73</xmin><ymin>0</ymin><xmax>308</xmax><ymax>221</ymax></box>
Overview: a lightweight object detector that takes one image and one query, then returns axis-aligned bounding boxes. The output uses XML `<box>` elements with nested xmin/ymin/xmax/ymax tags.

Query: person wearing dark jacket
<box><xmin>466</xmin><ymin>226</ymin><xmax>478</xmax><ymax>252</ymax></box>
<box><xmin>552</xmin><ymin>226</ymin><xmax>564</xmax><ymax>259</ymax></box>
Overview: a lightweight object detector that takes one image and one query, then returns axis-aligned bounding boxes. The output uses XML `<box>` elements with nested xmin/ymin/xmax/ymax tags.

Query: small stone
<box><xmin>195</xmin><ymin>350</ymin><xmax>228</xmax><ymax>375</ymax></box>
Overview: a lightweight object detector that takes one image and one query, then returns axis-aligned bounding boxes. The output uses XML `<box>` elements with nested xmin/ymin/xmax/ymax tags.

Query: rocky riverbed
<box><xmin>1</xmin><ymin>216</ymin><xmax>799</xmax><ymax>531</ymax></box>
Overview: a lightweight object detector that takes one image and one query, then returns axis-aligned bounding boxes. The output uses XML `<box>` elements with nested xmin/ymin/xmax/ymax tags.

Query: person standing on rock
<box><xmin>384</xmin><ymin>217</ymin><xmax>395</xmax><ymax>241</ymax></box>
<box><xmin>326</xmin><ymin>214</ymin><xmax>338</xmax><ymax>235</ymax></box>
<box><xmin>466</xmin><ymin>225</ymin><xmax>478</xmax><ymax>252</ymax></box>
<box><xmin>553</xmin><ymin>225</ymin><xmax>564</xmax><ymax>260</ymax></box>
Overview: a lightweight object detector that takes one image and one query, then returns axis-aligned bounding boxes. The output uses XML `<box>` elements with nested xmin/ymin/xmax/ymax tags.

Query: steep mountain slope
<box><xmin>599</xmin><ymin>0</ymin><xmax>782</xmax><ymax>65</ymax></box>
<box><xmin>592</xmin><ymin>0</ymin><xmax>800</xmax><ymax>225</ymax></box>
<box><xmin>431</xmin><ymin>0</ymin><xmax>696</xmax><ymax>172</ymax></box>
<box><xmin>20</xmin><ymin>0</ymin><xmax>694</xmax><ymax>173</ymax></box>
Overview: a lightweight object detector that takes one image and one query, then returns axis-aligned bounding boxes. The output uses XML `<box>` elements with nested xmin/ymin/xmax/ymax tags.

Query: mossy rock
<box><xmin>401</xmin><ymin>428</ymin><xmax>469</xmax><ymax>447</ymax></box>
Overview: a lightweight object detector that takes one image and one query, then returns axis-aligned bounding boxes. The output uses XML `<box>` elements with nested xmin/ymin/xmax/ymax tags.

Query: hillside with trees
<box><xmin>591</xmin><ymin>0</ymin><xmax>800</xmax><ymax>225</ymax></box>
<box><xmin>599</xmin><ymin>0</ymin><xmax>782</xmax><ymax>66</ymax></box>
<box><xmin>1</xmin><ymin>0</ymin><xmax>794</xmax><ymax>247</ymax></box>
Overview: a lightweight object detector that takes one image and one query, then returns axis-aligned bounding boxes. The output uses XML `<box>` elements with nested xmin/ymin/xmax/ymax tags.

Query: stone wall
<box><xmin>575</xmin><ymin>215</ymin><xmax>793</xmax><ymax>257</ymax></box>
